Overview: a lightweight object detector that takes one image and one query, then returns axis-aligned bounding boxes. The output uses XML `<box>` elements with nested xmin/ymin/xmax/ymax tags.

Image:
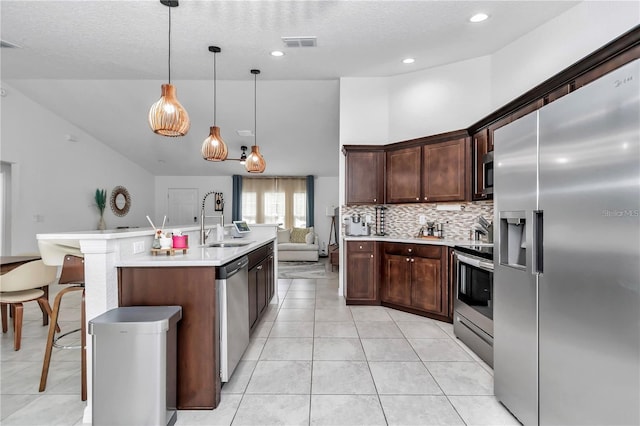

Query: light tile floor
<box><xmin>1</xmin><ymin>266</ymin><xmax>519</xmax><ymax>425</ymax></box>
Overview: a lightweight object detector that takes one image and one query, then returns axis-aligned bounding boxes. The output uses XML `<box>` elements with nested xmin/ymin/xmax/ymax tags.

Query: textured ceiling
<box><xmin>1</xmin><ymin>0</ymin><xmax>580</xmax><ymax>176</ymax></box>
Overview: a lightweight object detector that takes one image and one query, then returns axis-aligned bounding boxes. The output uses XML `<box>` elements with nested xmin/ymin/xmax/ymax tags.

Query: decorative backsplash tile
<box><xmin>342</xmin><ymin>201</ymin><xmax>494</xmax><ymax>240</ymax></box>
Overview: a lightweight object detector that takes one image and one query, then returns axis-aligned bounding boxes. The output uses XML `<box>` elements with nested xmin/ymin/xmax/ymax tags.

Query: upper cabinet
<box><xmin>386</xmin><ymin>146</ymin><xmax>421</xmax><ymax>203</ymax></box>
<box><xmin>422</xmin><ymin>137</ymin><xmax>467</xmax><ymax>202</ymax></box>
<box><xmin>344</xmin><ymin>148</ymin><xmax>384</xmax><ymax>205</ymax></box>
<box><xmin>386</xmin><ymin>135</ymin><xmax>468</xmax><ymax>204</ymax></box>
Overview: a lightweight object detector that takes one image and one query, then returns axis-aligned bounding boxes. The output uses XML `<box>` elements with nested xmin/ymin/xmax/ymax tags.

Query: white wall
<box><xmin>314</xmin><ymin>176</ymin><xmax>339</xmax><ymax>254</ymax></box>
<box><xmin>491</xmin><ymin>1</ymin><xmax>640</xmax><ymax>109</ymax></box>
<box><xmin>154</xmin><ymin>175</ymin><xmax>233</xmax><ymax>227</ymax></box>
<box><xmin>339</xmin><ymin>77</ymin><xmax>389</xmax><ymax>145</ymax></box>
<box><xmin>389</xmin><ymin>55</ymin><xmax>492</xmax><ymax>141</ymax></box>
<box><xmin>0</xmin><ymin>82</ymin><xmax>155</xmax><ymax>254</ymax></box>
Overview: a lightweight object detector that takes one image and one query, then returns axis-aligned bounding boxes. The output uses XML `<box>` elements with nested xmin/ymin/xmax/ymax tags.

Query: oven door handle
<box><xmin>456</xmin><ymin>253</ymin><xmax>494</xmax><ymax>271</ymax></box>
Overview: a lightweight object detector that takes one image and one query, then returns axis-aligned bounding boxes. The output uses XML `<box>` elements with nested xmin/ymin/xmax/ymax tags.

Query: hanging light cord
<box><xmin>168</xmin><ymin>5</ymin><xmax>172</xmax><ymax>84</ymax></box>
<box><xmin>213</xmin><ymin>51</ymin><xmax>217</xmax><ymax>124</ymax></box>
<box><xmin>254</xmin><ymin>72</ymin><xmax>257</xmax><ymax>147</ymax></box>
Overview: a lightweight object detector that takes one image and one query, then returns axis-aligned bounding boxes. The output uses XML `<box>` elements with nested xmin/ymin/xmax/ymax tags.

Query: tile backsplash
<box><xmin>342</xmin><ymin>201</ymin><xmax>494</xmax><ymax>240</ymax></box>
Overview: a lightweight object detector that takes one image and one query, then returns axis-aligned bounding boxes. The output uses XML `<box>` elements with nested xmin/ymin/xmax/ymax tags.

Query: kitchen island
<box><xmin>36</xmin><ymin>225</ymin><xmax>278</xmax><ymax>422</ymax></box>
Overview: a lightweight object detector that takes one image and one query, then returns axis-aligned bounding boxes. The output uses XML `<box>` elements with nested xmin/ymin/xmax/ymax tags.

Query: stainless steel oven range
<box><xmin>453</xmin><ymin>245</ymin><xmax>493</xmax><ymax>367</ymax></box>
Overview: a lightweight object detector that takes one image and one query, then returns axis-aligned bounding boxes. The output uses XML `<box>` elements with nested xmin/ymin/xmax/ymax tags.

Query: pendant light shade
<box><xmin>201</xmin><ymin>126</ymin><xmax>228</xmax><ymax>161</ymax></box>
<box><xmin>246</xmin><ymin>69</ymin><xmax>266</xmax><ymax>173</ymax></box>
<box><xmin>202</xmin><ymin>46</ymin><xmax>228</xmax><ymax>161</ymax></box>
<box><xmin>148</xmin><ymin>1</ymin><xmax>190</xmax><ymax>137</ymax></box>
<box><xmin>245</xmin><ymin>145</ymin><xmax>266</xmax><ymax>173</ymax></box>
<box><xmin>149</xmin><ymin>84</ymin><xmax>190</xmax><ymax>137</ymax></box>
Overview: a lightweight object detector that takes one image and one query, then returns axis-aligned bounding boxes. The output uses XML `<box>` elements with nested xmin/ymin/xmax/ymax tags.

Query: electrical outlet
<box><xmin>133</xmin><ymin>241</ymin><xmax>145</xmax><ymax>254</ymax></box>
<box><xmin>419</xmin><ymin>215</ymin><xmax>427</xmax><ymax>225</ymax></box>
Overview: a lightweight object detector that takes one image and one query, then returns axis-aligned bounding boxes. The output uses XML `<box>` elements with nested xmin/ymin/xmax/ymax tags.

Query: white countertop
<box><xmin>116</xmin><ymin>237</ymin><xmax>276</xmax><ymax>268</ymax></box>
<box><xmin>37</xmin><ymin>226</ymin><xmax>163</xmax><ymax>240</ymax></box>
<box><xmin>343</xmin><ymin>235</ymin><xmax>492</xmax><ymax>247</ymax></box>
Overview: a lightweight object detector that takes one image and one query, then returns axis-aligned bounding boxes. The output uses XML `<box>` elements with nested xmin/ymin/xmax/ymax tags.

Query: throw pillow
<box><xmin>290</xmin><ymin>227</ymin><xmax>309</xmax><ymax>243</ymax></box>
<box><xmin>305</xmin><ymin>232</ymin><xmax>315</xmax><ymax>245</ymax></box>
<box><xmin>277</xmin><ymin>229</ymin><xmax>291</xmax><ymax>243</ymax></box>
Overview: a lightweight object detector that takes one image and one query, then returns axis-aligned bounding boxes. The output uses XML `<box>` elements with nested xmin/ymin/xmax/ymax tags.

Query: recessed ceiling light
<box><xmin>270</xmin><ymin>50</ymin><xmax>285</xmax><ymax>57</ymax></box>
<box><xmin>469</xmin><ymin>13</ymin><xmax>489</xmax><ymax>23</ymax></box>
<box><xmin>402</xmin><ymin>58</ymin><xmax>415</xmax><ymax>64</ymax></box>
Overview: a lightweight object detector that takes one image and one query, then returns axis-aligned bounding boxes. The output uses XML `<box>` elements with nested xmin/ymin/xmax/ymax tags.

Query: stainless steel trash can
<box><xmin>89</xmin><ymin>306</ymin><xmax>182</xmax><ymax>426</ymax></box>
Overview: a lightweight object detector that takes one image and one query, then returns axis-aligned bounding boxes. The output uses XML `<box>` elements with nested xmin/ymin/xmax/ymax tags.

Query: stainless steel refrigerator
<box><xmin>493</xmin><ymin>59</ymin><xmax>639</xmax><ymax>426</ymax></box>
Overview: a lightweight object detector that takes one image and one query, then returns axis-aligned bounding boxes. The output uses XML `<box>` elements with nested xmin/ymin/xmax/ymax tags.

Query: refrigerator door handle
<box><xmin>532</xmin><ymin>210</ymin><xmax>544</xmax><ymax>274</ymax></box>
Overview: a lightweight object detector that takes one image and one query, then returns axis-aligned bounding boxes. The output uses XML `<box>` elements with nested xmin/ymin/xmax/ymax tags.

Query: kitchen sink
<box><xmin>207</xmin><ymin>241</ymin><xmax>253</xmax><ymax>248</ymax></box>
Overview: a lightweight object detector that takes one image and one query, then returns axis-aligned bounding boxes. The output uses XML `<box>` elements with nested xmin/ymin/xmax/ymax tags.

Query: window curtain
<box><xmin>241</xmin><ymin>177</ymin><xmax>306</xmax><ymax>229</ymax></box>
<box><xmin>232</xmin><ymin>175</ymin><xmax>242</xmax><ymax>222</ymax></box>
<box><xmin>306</xmin><ymin>175</ymin><xmax>314</xmax><ymax>227</ymax></box>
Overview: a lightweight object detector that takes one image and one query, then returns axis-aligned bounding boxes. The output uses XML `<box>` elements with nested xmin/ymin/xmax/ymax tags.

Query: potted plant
<box><xmin>95</xmin><ymin>188</ymin><xmax>107</xmax><ymax>230</ymax></box>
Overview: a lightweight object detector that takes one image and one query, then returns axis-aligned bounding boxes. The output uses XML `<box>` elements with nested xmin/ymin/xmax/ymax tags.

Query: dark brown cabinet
<box><xmin>386</xmin><ymin>146</ymin><xmax>422</xmax><ymax>203</ymax></box>
<box><xmin>385</xmin><ymin>138</ymin><xmax>468</xmax><ymax>204</ymax></box>
<box><xmin>345</xmin><ymin>241</ymin><xmax>379</xmax><ymax>304</ymax></box>
<box><xmin>381</xmin><ymin>243</ymin><xmax>449</xmax><ymax>320</ymax></box>
<box><xmin>422</xmin><ymin>137</ymin><xmax>467</xmax><ymax>202</ymax></box>
<box><xmin>344</xmin><ymin>148</ymin><xmax>384</xmax><ymax>205</ymax></box>
<box><xmin>248</xmin><ymin>242</ymin><xmax>275</xmax><ymax>332</ymax></box>
<box><xmin>472</xmin><ymin>129</ymin><xmax>490</xmax><ymax>201</ymax></box>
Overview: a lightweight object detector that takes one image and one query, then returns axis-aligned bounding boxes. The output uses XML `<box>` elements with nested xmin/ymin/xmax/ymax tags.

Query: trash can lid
<box><xmin>88</xmin><ymin>306</ymin><xmax>182</xmax><ymax>335</ymax></box>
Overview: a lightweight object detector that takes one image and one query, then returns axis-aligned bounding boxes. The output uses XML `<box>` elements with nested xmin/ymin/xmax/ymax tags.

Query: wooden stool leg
<box><xmin>36</xmin><ymin>297</ymin><xmax>60</xmax><ymax>333</ymax></box>
<box><xmin>1</xmin><ymin>303</ymin><xmax>7</xmax><ymax>333</ymax></box>
<box><xmin>13</xmin><ymin>303</ymin><xmax>23</xmax><ymax>351</ymax></box>
<box><xmin>40</xmin><ymin>289</ymin><xmax>64</xmax><ymax>392</ymax></box>
<box><xmin>39</xmin><ymin>285</ymin><xmax>50</xmax><ymax>326</ymax></box>
<box><xmin>81</xmin><ymin>290</ymin><xmax>87</xmax><ymax>401</ymax></box>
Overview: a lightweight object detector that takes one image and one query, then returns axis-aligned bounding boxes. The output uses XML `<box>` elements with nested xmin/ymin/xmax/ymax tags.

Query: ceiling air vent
<box><xmin>0</xmin><ymin>40</ymin><xmax>21</xmax><ymax>49</ymax></box>
<box><xmin>281</xmin><ymin>36</ymin><xmax>317</xmax><ymax>48</ymax></box>
<box><xmin>236</xmin><ymin>130</ymin><xmax>254</xmax><ymax>137</ymax></box>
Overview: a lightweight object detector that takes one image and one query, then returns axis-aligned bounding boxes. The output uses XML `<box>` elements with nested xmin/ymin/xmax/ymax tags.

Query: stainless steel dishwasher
<box><xmin>216</xmin><ymin>256</ymin><xmax>249</xmax><ymax>382</ymax></box>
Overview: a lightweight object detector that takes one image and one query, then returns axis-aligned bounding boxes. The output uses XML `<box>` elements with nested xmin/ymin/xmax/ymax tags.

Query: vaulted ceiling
<box><xmin>1</xmin><ymin>1</ymin><xmax>579</xmax><ymax>176</ymax></box>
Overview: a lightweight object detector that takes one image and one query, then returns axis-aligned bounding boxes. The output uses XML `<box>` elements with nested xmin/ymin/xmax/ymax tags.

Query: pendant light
<box><xmin>148</xmin><ymin>0</ymin><xmax>190</xmax><ymax>137</ymax></box>
<box><xmin>245</xmin><ymin>69</ymin><xmax>266</xmax><ymax>173</ymax></box>
<box><xmin>201</xmin><ymin>46</ymin><xmax>228</xmax><ymax>161</ymax></box>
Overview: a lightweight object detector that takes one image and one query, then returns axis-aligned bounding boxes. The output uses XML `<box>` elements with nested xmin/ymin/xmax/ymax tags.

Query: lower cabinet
<box><xmin>248</xmin><ymin>242</ymin><xmax>275</xmax><ymax>332</ymax></box>
<box><xmin>381</xmin><ymin>242</ymin><xmax>450</xmax><ymax>321</ymax></box>
<box><xmin>345</xmin><ymin>241</ymin><xmax>379</xmax><ymax>304</ymax></box>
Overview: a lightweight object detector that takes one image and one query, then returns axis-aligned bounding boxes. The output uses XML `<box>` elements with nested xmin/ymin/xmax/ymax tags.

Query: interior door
<box><xmin>167</xmin><ymin>188</ymin><xmax>198</xmax><ymax>226</ymax></box>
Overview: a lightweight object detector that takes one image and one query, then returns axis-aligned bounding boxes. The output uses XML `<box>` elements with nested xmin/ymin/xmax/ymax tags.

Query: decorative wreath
<box><xmin>110</xmin><ymin>185</ymin><xmax>131</xmax><ymax>217</ymax></box>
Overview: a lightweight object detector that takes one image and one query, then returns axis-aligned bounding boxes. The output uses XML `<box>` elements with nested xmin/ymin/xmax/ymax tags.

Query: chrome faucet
<box><xmin>200</xmin><ymin>191</ymin><xmax>224</xmax><ymax>245</ymax></box>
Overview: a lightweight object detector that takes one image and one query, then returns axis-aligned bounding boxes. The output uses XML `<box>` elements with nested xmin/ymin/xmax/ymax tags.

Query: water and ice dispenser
<box><xmin>499</xmin><ymin>212</ymin><xmax>527</xmax><ymax>269</ymax></box>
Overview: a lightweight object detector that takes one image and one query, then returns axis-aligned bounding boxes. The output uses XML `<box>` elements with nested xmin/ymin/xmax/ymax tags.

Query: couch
<box><xmin>277</xmin><ymin>227</ymin><xmax>319</xmax><ymax>262</ymax></box>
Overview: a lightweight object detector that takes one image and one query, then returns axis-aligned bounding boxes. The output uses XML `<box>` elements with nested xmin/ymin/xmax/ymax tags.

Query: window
<box><xmin>241</xmin><ymin>177</ymin><xmax>307</xmax><ymax>229</ymax></box>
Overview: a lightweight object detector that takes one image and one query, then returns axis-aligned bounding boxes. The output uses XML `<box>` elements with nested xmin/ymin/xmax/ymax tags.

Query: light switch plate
<box><xmin>419</xmin><ymin>215</ymin><xmax>427</xmax><ymax>224</ymax></box>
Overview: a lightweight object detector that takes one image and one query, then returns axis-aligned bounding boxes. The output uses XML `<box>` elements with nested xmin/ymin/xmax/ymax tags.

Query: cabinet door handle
<box><xmin>373</xmin><ymin>198</ymin><xmax>377</xmax><ymax>202</ymax></box>
<box><xmin>416</xmin><ymin>197</ymin><xmax>419</xmax><ymax>201</ymax></box>
<box><xmin>406</xmin><ymin>258</ymin><xmax>410</xmax><ymax>262</ymax></box>
<box><xmin>424</xmin><ymin>196</ymin><xmax>428</xmax><ymax>201</ymax></box>
<box><xmin>411</xmin><ymin>258</ymin><xmax>415</xmax><ymax>263</ymax></box>
<box><xmin>408</xmin><ymin>248</ymin><xmax>412</xmax><ymax>253</ymax></box>
<box><xmin>370</xmin><ymin>254</ymin><xmax>374</xmax><ymax>258</ymax></box>
<box><xmin>359</xmin><ymin>245</ymin><xmax>363</xmax><ymax>249</ymax></box>
<box><xmin>257</xmin><ymin>265</ymin><xmax>263</xmax><ymax>270</ymax></box>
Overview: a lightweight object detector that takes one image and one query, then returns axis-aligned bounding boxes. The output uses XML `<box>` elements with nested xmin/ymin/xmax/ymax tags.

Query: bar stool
<box><xmin>37</xmin><ymin>241</ymin><xmax>87</xmax><ymax>401</ymax></box>
<box><xmin>0</xmin><ymin>260</ymin><xmax>59</xmax><ymax>350</ymax></box>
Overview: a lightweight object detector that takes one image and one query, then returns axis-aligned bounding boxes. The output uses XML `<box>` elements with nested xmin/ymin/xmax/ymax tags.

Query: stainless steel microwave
<box><xmin>482</xmin><ymin>151</ymin><xmax>494</xmax><ymax>195</ymax></box>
